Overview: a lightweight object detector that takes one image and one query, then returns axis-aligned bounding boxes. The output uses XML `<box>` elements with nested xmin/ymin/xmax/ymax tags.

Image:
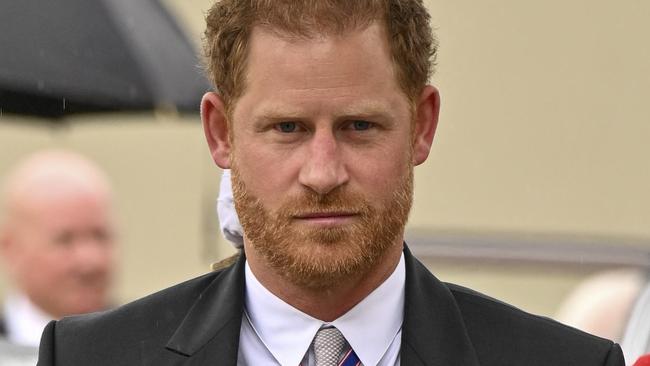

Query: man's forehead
<box><xmin>237</xmin><ymin>24</ymin><xmax>403</xmax><ymax>105</ymax></box>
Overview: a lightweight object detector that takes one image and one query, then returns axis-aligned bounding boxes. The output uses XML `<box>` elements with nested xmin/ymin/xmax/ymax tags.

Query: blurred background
<box><xmin>0</xmin><ymin>0</ymin><xmax>649</xmax><ymax>361</ymax></box>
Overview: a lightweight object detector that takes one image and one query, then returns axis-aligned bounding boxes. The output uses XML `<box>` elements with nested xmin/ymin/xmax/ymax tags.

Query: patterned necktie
<box><xmin>312</xmin><ymin>327</ymin><xmax>362</xmax><ymax>366</ymax></box>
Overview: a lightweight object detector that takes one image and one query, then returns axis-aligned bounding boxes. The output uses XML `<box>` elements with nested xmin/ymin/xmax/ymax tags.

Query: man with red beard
<box><xmin>37</xmin><ymin>1</ymin><xmax>625</xmax><ymax>365</ymax></box>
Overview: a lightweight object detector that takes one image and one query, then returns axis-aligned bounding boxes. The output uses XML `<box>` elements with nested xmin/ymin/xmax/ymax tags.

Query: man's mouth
<box><xmin>293</xmin><ymin>211</ymin><xmax>357</xmax><ymax>225</ymax></box>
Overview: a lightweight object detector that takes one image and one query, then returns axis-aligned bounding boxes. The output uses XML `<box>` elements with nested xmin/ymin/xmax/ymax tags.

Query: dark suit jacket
<box><xmin>37</xmin><ymin>247</ymin><xmax>624</xmax><ymax>365</ymax></box>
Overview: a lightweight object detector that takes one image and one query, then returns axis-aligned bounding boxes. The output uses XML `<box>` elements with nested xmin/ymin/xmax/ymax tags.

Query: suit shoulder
<box><xmin>55</xmin><ymin>268</ymin><xmax>227</xmax><ymax>345</ymax></box>
<box><xmin>39</xmin><ymin>258</ymin><xmax>244</xmax><ymax>365</ymax></box>
<box><xmin>446</xmin><ymin>283</ymin><xmax>623</xmax><ymax>365</ymax></box>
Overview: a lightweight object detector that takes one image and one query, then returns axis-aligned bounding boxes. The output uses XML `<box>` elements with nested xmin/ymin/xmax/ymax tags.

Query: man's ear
<box><xmin>412</xmin><ymin>85</ymin><xmax>440</xmax><ymax>166</ymax></box>
<box><xmin>0</xmin><ymin>226</ymin><xmax>18</xmax><ymax>274</ymax></box>
<box><xmin>201</xmin><ymin>92</ymin><xmax>232</xmax><ymax>169</ymax></box>
<box><xmin>0</xmin><ymin>228</ymin><xmax>8</xmax><ymax>258</ymax></box>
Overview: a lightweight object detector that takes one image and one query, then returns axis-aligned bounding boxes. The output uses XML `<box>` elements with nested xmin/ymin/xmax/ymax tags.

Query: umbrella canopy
<box><xmin>0</xmin><ymin>0</ymin><xmax>210</xmax><ymax>118</ymax></box>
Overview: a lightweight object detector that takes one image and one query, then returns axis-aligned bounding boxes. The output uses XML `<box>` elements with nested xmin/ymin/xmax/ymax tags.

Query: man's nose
<box><xmin>73</xmin><ymin>236</ymin><xmax>112</xmax><ymax>272</ymax></box>
<box><xmin>298</xmin><ymin>129</ymin><xmax>349</xmax><ymax>195</ymax></box>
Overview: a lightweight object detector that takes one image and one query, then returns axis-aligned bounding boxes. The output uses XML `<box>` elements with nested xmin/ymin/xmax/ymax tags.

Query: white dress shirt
<box><xmin>238</xmin><ymin>254</ymin><xmax>405</xmax><ymax>366</ymax></box>
<box><xmin>3</xmin><ymin>292</ymin><xmax>52</xmax><ymax>347</ymax></box>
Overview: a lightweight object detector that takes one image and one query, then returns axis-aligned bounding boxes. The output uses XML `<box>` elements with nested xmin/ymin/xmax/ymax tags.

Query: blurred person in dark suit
<box><xmin>0</xmin><ymin>150</ymin><xmax>116</xmax><ymax>348</ymax></box>
<box><xmin>37</xmin><ymin>1</ymin><xmax>624</xmax><ymax>365</ymax></box>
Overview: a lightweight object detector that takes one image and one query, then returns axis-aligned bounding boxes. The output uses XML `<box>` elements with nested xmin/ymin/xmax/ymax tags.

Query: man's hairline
<box><xmin>221</xmin><ymin>20</ymin><xmax>419</xmax><ymax>122</ymax></box>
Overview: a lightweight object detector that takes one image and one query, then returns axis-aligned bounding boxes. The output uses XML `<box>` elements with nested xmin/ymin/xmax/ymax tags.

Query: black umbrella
<box><xmin>0</xmin><ymin>0</ymin><xmax>210</xmax><ymax>118</ymax></box>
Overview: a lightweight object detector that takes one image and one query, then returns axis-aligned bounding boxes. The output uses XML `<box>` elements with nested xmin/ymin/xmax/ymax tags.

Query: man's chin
<box><xmin>279</xmin><ymin>259</ymin><xmax>361</xmax><ymax>291</ymax></box>
<box><xmin>265</xmin><ymin>238</ymin><xmax>378</xmax><ymax>290</ymax></box>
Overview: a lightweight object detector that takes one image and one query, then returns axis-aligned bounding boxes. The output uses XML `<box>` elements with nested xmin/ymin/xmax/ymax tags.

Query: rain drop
<box><xmin>62</xmin><ymin>98</ymin><xmax>66</xmax><ymax>111</ymax></box>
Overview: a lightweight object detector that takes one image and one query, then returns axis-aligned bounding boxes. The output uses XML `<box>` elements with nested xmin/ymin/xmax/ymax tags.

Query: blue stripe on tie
<box><xmin>339</xmin><ymin>349</ymin><xmax>361</xmax><ymax>366</ymax></box>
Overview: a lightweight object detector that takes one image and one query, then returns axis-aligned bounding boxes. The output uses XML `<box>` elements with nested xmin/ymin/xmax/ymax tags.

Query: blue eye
<box><xmin>352</xmin><ymin>120</ymin><xmax>371</xmax><ymax>130</ymax></box>
<box><xmin>277</xmin><ymin>122</ymin><xmax>297</xmax><ymax>133</ymax></box>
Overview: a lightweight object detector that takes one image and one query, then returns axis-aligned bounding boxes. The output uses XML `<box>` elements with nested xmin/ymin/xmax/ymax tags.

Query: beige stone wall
<box><xmin>1</xmin><ymin>0</ymin><xmax>648</xmax><ymax>319</ymax></box>
<box><xmin>415</xmin><ymin>0</ymin><xmax>650</xmax><ymax>238</ymax></box>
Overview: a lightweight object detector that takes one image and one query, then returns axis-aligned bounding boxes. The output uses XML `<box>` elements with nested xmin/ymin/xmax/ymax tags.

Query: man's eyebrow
<box><xmin>253</xmin><ymin>100</ymin><xmax>395</xmax><ymax>121</ymax></box>
<box><xmin>252</xmin><ymin>104</ymin><xmax>305</xmax><ymax>122</ymax></box>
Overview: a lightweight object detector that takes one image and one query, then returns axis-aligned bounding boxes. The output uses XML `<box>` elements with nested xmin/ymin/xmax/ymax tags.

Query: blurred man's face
<box><xmin>6</xmin><ymin>188</ymin><xmax>115</xmax><ymax>318</ymax></box>
<box><xmin>227</xmin><ymin>23</ymin><xmax>417</xmax><ymax>289</ymax></box>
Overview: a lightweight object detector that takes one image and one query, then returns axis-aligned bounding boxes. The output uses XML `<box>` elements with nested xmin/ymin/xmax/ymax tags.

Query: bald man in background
<box><xmin>0</xmin><ymin>150</ymin><xmax>116</xmax><ymax>349</ymax></box>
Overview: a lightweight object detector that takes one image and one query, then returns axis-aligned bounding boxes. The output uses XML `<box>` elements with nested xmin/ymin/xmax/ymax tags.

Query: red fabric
<box><xmin>634</xmin><ymin>354</ymin><xmax>650</xmax><ymax>366</ymax></box>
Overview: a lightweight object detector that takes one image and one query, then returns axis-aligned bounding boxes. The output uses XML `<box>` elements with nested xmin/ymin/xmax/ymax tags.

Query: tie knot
<box><xmin>313</xmin><ymin>327</ymin><xmax>347</xmax><ymax>366</ymax></box>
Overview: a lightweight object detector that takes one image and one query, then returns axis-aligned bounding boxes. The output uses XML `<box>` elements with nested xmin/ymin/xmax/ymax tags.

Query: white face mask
<box><xmin>217</xmin><ymin>169</ymin><xmax>244</xmax><ymax>248</ymax></box>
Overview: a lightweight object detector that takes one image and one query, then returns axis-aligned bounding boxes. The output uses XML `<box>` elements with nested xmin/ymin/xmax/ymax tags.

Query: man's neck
<box><xmin>245</xmin><ymin>241</ymin><xmax>403</xmax><ymax>322</ymax></box>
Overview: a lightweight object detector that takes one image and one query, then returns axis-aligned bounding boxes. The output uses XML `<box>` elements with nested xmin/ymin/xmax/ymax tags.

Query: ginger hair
<box><xmin>203</xmin><ymin>0</ymin><xmax>437</xmax><ymax>111</ymax></box>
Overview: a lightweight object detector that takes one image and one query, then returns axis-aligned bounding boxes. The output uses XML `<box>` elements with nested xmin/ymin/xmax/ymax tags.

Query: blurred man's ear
<box><xmin>412</xmin><ymin>85</ymin><xmax>440</xmax><ymax>166</ymax></box>
<box><xmin>0</xmin><ymin>228</ymin><xmax>7</xmax><ymax>258</ymax></box>
<box><xmin>0</xmin><ymin>226</ymin><xmax>18</xmax><ymax>275</ymax></box>
<box><xmin>201</xmin><ymin>92</ymin><xmax>231</xmax><ymax>169</ymax></box>
<box><xmin>0</xmin><ymin>222</ymin><xmax>12</xmax><ymax>255</ymax></box>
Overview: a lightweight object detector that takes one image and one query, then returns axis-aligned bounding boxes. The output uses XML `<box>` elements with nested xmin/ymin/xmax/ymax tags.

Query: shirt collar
<box><xmin>4</xmin><ymin>292</ymin><xmax>53</xmax><ymax>347</ymax></box>
<box><xmin>244</xmin><ymin>253</ymin><xmax>405</xmax><ymax>366</ymax></box>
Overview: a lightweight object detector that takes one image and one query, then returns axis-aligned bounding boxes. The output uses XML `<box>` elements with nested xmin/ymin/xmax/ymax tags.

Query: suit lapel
<box><xmin>163</xmin><ymin>252</ymin><xmax>246</xmax><ymax>366</ymax></box>
<box><xmin>401</xmin><ymin>246</ymin><xmax>481</xmax><ymax>366</ymax></box>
